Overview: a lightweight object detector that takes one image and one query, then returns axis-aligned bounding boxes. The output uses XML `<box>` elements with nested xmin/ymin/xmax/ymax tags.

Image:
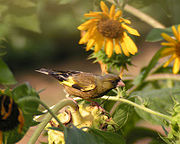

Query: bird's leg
<box><xmin>86</xmin><ymin>99</ymin><xmax>107</xmax><ymax>114</ymax></box>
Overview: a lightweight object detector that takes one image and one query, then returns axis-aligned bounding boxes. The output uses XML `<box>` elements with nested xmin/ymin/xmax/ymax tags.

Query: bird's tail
<box><xmin>35</xmin><ymin>68</ymin><xmax>53</xmax><ymax>75</ymax></box>
<box><xmin>35</xmin><ymin>68</ymin><xmax>79</xmax><ymax>82</ymax></box>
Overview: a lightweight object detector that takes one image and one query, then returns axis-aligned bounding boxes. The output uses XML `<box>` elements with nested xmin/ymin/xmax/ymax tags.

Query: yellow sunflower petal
<box><xmin>109</xmin><ymin>4</ymin><xmax>115</xmax><ymax>19</ymax></box>
<box><xmin>114</xmin><ymin>10</ymin><xmax>122</xmax><ymax>20</ymax></box>
<box><xmin>173</xmin><ymin>58</ymin><xmax>180</xmax><ymax>74</ymax></box>
<box><xmin>122</xmin><ymin>24</ymin><xmax>140</xmax><ymax>36</ymax></box>
<box><xmin>163</xmin><ymin>55</ymin><xmax>175</xmax><ymax>67</ymax></box>
<box><xmin>119</xmin><ymin>18</ymin><xmax>131</xmax><ymax>24</ymax></box>
<box><xmin>115</xmin><ymin>38</ymin><xmax>121</xmax><ymax>54</ymax></box>
<box><xmin>178</xmin><ymin>24</ymin><xmax>180</xmax><ymax>41</ymax></box>
<box><xmin>105</xmin><ymin>38</ymin><xmax>113</xmax><ymax>57</ymax></box>
<box><xmin>172</xmin><ymin>25</ymin><xmax>179</xmax><ymax>41</ymax></box>
<box><xmin>120</xmin><ymin>38</ymin><xmax>130</xmax><ymax>56</ymax></box>
<box><xmin>77</xmin><ymin>19</ymin><xmax>97</xmax><ymax>30</ymax></box>
<box><xmin>86</xmin><ymin>39</ymin><xmax>95</xmax><ymax>51</ymax></box>
<box><xmin>161</xmin><ymin>48</ymin><xmax>175</xmax><ymax>57</ymax></box>
<box><xmin>100</xmin><ymin>1</ymin><xmax>109</xmax><ymax>14</ymax></box>
<box><xmin>161</xmin><ymin>42</ymin><xmax>176</xmax><ymax>47</ymax></box>
<box><xmin>161</xmin><ymin>33</ymin><xmax>177</xmax><ymax>44</ymax></box>
<box><xmin>79</xmin><ymin>26</ymin><xmax>95</xmax><ymax>44</ymax></box>
<box><xmin>84</xmin><ymin>12</ymin><xmax>102</xmax><ymax>18</ymax></box>
<box><xmin>94</xmin><ymin>33</ymin><xmax>104</xmax><ymax>52</ymax></box>
<box><xmin>122</xmin><ymin>32</ymin><xmax>138</xmax><ymax>55</ymax></box>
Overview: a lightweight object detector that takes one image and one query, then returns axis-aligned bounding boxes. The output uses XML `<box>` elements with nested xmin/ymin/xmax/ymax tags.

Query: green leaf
<box><xmin>89</xmin><ymin>128</ymin><xmax>125</xmax><ymax>144</ymax></box>
<box><xmin>64</xmin><ymin>126</ymin><xmax>125</xmax><ymax>144</ymax></box>
<box><xmin>126</xmin><ymin>127</ymin><xmax>166</xmax><ymax>144</ymax></box>
<box><xmin>12</xmin><ymin>83</ymin><xmax>39</xmax><ymax>113</ymax></box>
<box><xmin>146</xmin><ymin>25</ymin><xmax>179</xmax><ymax>42</ymax></box>
<box><xmin>133</xmin><ymin>87</ymin><xmax>180</xmax><ymax>125</ymax></box>
<box><xmin>64</xmin><ymin>126</ymin><xmax>101</xmax><ymax>144</ymax></box>
<box><xmin>133</xmin><ymin>48</ymin><xmax>163</xmax><ymax>86</ymax></box>
<box><xmin>0</xmin><ymin>58</ymin><xmax>16</xmax><ymax>85</ymax></box>
<box><xmin>112</xmin><ymin>102</ymin><xmax>133</xmax><ymax>128</ymax></box>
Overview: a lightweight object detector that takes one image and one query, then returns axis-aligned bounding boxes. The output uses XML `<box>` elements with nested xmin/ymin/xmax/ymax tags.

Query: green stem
<box><xmin>17</xmin><ymin>97</ymin><xmax>65</xmax><ymax>130</ymax></box>
<box><xmin>17</xmin><ymin>98</ymin><xmax>77</xmax><ymax>144</ymax></box>
<box><xmin>124</xmin><ymin>4</ymin><xmax>165</xmax><ymax>28</ymax></box>
<box><xmin>103</xmin><ymin>96</ymin><xmax>171</xmax><ymax>121</ymax></box>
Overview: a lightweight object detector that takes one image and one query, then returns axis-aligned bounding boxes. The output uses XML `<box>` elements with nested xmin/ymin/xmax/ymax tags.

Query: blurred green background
<box><xmin>1</xmin><ymin>0</ymin><xmax>180</xmax><ymax>72</ymax></box>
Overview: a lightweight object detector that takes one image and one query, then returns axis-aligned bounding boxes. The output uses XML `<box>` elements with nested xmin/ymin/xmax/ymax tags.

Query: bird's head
<box><xmin>102</xmin><ymin>74</ymin><xmax>125</xmax><ymax>88</ymax></box>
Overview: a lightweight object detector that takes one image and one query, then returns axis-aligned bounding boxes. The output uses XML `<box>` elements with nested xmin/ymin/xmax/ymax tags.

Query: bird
<box><xmin>35</xmin><ymin>68</ymin><xmax>125</xmax><ymax>100</ymax></box>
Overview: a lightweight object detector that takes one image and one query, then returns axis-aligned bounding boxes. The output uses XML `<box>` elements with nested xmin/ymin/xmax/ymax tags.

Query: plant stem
<box><xmin>124</xmin><ymin>4</ymin><xmax>165</xmax><ymax>28</ymax></box>
<box><xmin>103</xmin><ymin>96</ymin><xmax>171</xmax><ymax>121</ymax></box>
<box><xmin>18</xmin><ymin>97</ymin><xmax>65</xmax><ymax>130</ymax></box>
<box><xmin>17</xmin><ymin>98</ymin><xmax>77</xmax><ymax>144</ymax></box>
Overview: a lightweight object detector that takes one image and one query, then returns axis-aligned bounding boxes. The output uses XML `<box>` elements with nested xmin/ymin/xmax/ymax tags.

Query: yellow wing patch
<box><xmin>80</xmin><ymin>84</ymin><xmax>96</xmax><ymax>91</ymax></box>
<box><xmin>60</xmin><ymin>76</ymin><xmax>96</xmax><ymax>92</ymax></box>
<box><xmin>60</xmin><ymin>76</ymin><xmax>76</xmax><ymax>87</ymax></box>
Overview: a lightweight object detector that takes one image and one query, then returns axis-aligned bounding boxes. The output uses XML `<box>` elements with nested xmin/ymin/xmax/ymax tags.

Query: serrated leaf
<box><xmin>146</xmin><ymin>25</ymin><xmax>179</xmax><ymax>42</ymax></box>
<box><xmin>133</xmin><ymin>48</ymin><xmax>163</xmax><ymax>86</ymax></box>
<box><xmin>0</xmin><ymin>58</ymin><xmax>16</xmax><ymax>85</ymax></box>
<box><xmin>112</xmin><ymin>102</ymin><xmax>133</xmax><ymax>128</ymax></box>
<box><xmin>133</xmin><ymin>87</ymin><xmax>180</xmax><ymax>125</ymax></box>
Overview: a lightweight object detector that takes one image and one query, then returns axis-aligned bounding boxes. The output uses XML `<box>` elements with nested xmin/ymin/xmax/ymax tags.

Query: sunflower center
<box><xmin>97</xmin><ymin>19</ymin><xmax>124</xmax><ymax>38</ymax></box>
<box><xmin>175</xmin><ymin>42</ymin><xmax>180</xmax><ymax>56</ymax></box>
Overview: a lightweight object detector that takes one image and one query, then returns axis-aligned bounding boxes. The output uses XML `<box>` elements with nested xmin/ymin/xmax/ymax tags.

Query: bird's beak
<box><xmin>117</xmin><ymin>80</ymin><xmax>125</xmax><ymax>87</ymax></box>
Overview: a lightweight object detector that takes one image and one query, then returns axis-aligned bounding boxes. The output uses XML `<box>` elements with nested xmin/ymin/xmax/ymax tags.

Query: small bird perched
<box><xmin>36</xmin><ymin>68</ymin><xmax>125</xmax><ymax>100</ymax></box>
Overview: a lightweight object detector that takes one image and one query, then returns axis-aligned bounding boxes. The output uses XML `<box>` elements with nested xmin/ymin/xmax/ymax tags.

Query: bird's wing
<box><xmin>61</xmin><ymin>72</ymin><xmax>96</xmax><ymax>92</ymax></box>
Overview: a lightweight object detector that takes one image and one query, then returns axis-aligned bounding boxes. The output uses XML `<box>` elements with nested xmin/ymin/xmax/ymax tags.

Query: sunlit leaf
<box><xmin>112</xmin><ymin>102</ymin><xmax>133</xmax><ymax>128</ymax></box>
<box><xmin>133</xmin><ymin>87</ymin><xmax>180</xmax><ymax>125</ymax></box>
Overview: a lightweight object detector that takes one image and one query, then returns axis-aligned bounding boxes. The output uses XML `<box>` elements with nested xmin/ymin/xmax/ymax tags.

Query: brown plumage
<box><xmin>36</xmin><ymin>68</ymin><xmax>125</xmax><ymax>100</ymax></box>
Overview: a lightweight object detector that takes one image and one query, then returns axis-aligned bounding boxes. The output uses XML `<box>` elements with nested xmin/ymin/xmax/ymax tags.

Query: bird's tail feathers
<box><xmin>35</xmin><ymin>68</ymin><xmax>80</xmax><ymax>82</ymax></box>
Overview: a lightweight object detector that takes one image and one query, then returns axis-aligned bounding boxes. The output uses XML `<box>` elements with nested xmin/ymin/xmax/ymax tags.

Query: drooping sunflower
<box><xmin>0</xmin><ymin>93</ymin><xmax>24</xmax><ymax>144</ymax></box>
<box><xmin>160</xmin><ymin>25</ymin><xmax>180</xmax><ymax>74</ymax></box>
<box><xmin>78</xmin><ymin>1</ymin><xmax>140</xmax><ymax>58</ymax></box>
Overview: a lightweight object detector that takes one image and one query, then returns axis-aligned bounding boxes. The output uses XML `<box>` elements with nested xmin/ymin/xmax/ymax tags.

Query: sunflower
<box><xmin>160</xmin><ymin>25</ymin><xmax>180</xmax><ymax>74</ymax></box>
<box><xmin>78</xmin><ymin>1</ymin><xmax>140</xmax><ymax>58</ymax></box>
<box><xmin>0</xmin><ymin>93</ymin><xmax>24</xmax><ymax>144</ymax></box>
